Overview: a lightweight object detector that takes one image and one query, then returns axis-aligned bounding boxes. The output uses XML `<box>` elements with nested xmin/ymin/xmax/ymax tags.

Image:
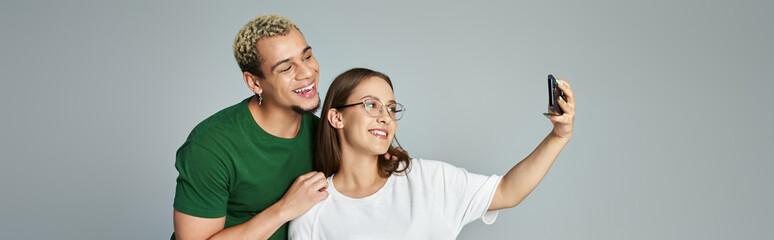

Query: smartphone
<box><xmin>547</xmin><ymin>74</ymin><xmax>564</xmax><ymax>115</ymax></box>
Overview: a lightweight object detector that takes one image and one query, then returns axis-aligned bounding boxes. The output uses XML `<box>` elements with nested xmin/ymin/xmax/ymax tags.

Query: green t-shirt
<box><xmin>172</xmin><ymin>97</ymin><xmax>318</xmax><ymax>240</ymax></box>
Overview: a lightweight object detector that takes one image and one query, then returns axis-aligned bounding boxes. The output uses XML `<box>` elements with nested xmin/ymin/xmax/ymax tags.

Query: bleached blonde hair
<box><xmin>233</xmin><ymin>14</ymin><xmax>299</xmax><ymax>78</ymax></box>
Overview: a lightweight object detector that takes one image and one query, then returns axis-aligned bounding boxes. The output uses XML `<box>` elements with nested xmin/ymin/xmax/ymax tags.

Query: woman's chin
<box><xmin>373</xmin><ymin>146</ymin><xmax>390</xmax><ymax>156</ymax></box>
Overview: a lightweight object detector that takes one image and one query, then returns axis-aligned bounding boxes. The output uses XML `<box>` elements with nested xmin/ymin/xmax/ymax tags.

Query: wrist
<box><xmin>268</xmin><ymin>199</ymin><xmax>291</xmax><ymax>223</ymax></box>
<box><xmin>548</xmin><ymin>132</ymin><xmax>572</xmax><ymax>143</ymax></box>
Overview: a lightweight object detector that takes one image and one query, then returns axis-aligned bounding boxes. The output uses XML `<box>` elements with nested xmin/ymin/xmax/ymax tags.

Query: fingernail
<box><xmin>558</xmin><ymin>96</ymin><xmax>564</xmax><ymax>102</ymax></box>
<box><xmin>543</xmin><ymin>113</ymin><xmax>552</xmax><ymax>117</ymax></box>
<box><xmin>557</xmin><ymin>80</ymin><xmax>564</xmax><ymax>87</ymax></box>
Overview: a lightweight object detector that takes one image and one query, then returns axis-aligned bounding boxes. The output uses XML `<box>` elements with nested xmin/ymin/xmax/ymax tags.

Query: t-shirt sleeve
<box><xmin>173</xmin><ymin>141</ymin><xmax>230</xmax><ymax>218</ymax></box>
<box><xmin>420</xmin><ymin>159</ymin><xmax>502</xmax><ymax>233</ymax></box>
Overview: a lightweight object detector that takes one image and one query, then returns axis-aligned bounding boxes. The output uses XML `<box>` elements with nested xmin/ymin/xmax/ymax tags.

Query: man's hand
<box><xmin>275</xmin><ymin>171</ymin><xmax>329</xmax><ymax>222</ymax></box>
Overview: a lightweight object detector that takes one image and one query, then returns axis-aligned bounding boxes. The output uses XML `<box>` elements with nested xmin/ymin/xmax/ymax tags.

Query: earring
<box><xmin>258</xmin><ymin>94</ymin><xmax>263</xmax><ymax>106</ymax></box>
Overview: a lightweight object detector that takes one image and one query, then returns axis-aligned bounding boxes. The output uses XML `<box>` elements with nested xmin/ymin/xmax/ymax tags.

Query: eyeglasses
<box><xmin>333</xmin><ymin>98</ymin><xmax>405</xmax><ymax>120</ymax></box>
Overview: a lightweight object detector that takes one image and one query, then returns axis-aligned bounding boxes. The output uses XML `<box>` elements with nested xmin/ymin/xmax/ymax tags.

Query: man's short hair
<box><xmin>233</xmin><ymin>14</ymin><xmax>299</xmax><ymax>79</ymax></box>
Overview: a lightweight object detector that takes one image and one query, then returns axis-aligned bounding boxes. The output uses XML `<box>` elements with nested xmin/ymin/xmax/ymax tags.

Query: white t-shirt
<box><xmin>289</xmin><ymin>158</ymin><xmax>502</xmax><ymax>240</ymax></box>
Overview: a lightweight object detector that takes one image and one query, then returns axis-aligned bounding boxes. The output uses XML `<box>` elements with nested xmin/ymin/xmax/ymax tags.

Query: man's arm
<box><xmin>173</xmin><ymin>203</ymin><xmax>283</xmax><ymax>240</ymax></box>
<box><xmin>174</xmin><ymin>211</ymin><xmax>225</xmax><ymax>240</ymax></box>
<box><xmin>174</xmin><ymin>171</ymin><xmax>329</xmax><ymax>240</ymax></box>
<box><xmin>489</xmin><ymin>78</ymin><xmax>575</xmax><ymax>210</ymax></box>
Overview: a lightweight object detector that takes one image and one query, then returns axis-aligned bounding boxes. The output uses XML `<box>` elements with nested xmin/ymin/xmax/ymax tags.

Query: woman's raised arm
<box><xmin>489</xmin><ymin>78</ymin><xmax>576</xmax><ymax>210</ymax></box>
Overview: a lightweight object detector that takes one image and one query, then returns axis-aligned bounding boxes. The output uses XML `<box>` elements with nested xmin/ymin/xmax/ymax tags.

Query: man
<box><xmin>172</xmin><ymin>15</ymin><xmax>329</xmax><ymax>240</ymax></box>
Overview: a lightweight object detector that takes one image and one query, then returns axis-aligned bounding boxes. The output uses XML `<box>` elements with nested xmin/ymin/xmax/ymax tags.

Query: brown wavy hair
<box><xmin>315</xmin><ymin>68</ymin><xmax>410</xmax><ymax>178</ymax></box>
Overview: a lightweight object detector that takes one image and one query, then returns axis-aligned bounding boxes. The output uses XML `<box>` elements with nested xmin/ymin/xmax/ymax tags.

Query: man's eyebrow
<box><xmin>270</xmin><ymin>58</ymin><xmax>291</xmax><ymax>73</ymax></box>
<box><xmin>269</xmin><ymin>46</ymin><xmax>312</xmax><ymax>73</ymax></box>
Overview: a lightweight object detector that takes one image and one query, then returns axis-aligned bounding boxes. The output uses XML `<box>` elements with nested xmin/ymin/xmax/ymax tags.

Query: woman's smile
<box><xmin>368</xmin><ymin>128</ymin><xmax>389</xmax><ymax>139</ymax></box>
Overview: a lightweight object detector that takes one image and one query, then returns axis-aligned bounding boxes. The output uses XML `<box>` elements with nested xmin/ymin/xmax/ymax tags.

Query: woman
<box><xmin>289</xmin><ymin>68</ymin><xmax>575</xmax><ymax>239</ymax></box>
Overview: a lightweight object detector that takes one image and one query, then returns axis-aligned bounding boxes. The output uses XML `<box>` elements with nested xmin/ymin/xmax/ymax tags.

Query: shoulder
<box><xmin>402</xmin><ymin>158</ymin><xmax>461</xmax><ymax>185</ymax></box>
<box><xmin>177</xmin><ymin>98</ymin><xmax>251</xmax><ymax>162</ymax></box>
<box><xmin>406</xmin><ymin>158</ymin><xmax>458</xmax><ymax>175</ymax></box>
<box><xmin>186</xmin><ymin>98</ymin><xmax>250</xmax><ymax>141</ymax></box>
<box><xmin>404</xmin><ymin>158</ymin><xmax>484</xmax><ymax>187</ymax></box>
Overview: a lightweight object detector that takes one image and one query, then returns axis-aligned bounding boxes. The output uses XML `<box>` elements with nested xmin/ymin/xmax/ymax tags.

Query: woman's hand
<box><xmin>545</xmin><ymin>78</ymin><xmax>575</xmax><ymax>141</ymax></box>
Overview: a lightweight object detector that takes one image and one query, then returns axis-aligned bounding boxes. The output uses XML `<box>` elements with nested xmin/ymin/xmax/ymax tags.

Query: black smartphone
<box><xmin>548</xmin><ymin>74</ymin><xmax>564</xmax><ymax>115</ymax></box>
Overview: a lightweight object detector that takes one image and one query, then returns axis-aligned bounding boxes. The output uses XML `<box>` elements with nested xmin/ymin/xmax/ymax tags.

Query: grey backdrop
<box><xmin>1</xmin><ymin>0</ymin><xmax>772</xmax><ymax>239</ymax></box>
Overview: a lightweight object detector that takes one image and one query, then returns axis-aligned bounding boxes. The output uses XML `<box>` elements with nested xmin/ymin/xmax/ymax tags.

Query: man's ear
<box><xmin>327</xmin><ymin>108</ymin><xmax>344</xmax><ymax>129</ymax></box>
<box><xmin>243</xmin><ymin>71</ymin><xmax>263</xmax><ymax>95</ymax></box>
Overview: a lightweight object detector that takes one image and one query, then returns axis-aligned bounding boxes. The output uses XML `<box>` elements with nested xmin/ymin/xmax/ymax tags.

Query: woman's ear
<box><xmin>327</xmin><ymin>108</ymin><xmax>344</xmax><ymax>129</ymax></box>
<box><xmin>243</xmin><ymin>71</ymin><xmax>263</xmax><ymax>95</ymax></box>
